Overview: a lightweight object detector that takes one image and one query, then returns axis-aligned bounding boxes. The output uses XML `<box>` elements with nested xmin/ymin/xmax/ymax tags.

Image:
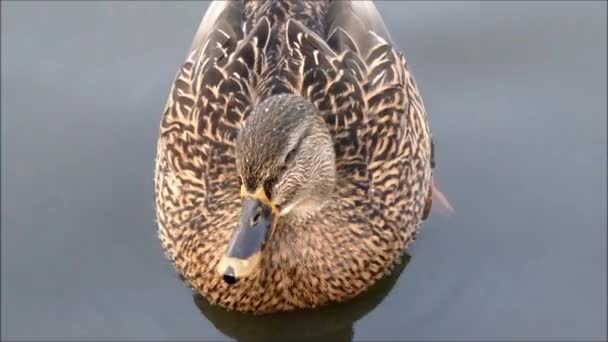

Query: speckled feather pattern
<box><xmin>154</xmin><ymin>0</ymin><xmax>434</xmax><ymax>314</ymax></box>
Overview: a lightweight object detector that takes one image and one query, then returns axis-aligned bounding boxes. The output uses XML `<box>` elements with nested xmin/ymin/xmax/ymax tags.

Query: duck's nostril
<box><xmin>222</xmin><ymin>266</ymin><xmax>238</xmax><ymax>285</ymax></box>
<box><xmin>223</xmin><ymin>274</ymin><xmax>237</xmax><ymax>284</ymax></box>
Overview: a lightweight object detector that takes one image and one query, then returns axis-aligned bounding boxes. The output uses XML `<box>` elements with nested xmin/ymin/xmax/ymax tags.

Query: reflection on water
<box><xmin>194</xmin><ymin>255</ymin><xmax>410</xmax><ymax>342</ymax></box>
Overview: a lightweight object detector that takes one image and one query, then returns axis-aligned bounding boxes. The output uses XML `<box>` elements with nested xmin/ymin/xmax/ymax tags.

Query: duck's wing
<box><xmin>325</xmin><ymin>0</ymin><xmax>453</xmax><ymax>219</ymax></box>
<box><xmin>326</xmin><ymin>0</ymin><xmax>395</xmax><ymax>51</ymax></box>
<box><xmin>156</xmin><ymin>1</ymin><xmax>275</xmax><ymax>230</ymax></box>
<box><xmin>188</xmin><ymin>0</ymin><xmax>245</xmax><ymax>58</ymax></box>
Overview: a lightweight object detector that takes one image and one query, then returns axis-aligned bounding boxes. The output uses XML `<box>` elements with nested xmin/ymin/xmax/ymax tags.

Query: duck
<box><xmin>154</xmin><ymin>0</ymin><xmax>449</xmax><ymax>315</ymax></box>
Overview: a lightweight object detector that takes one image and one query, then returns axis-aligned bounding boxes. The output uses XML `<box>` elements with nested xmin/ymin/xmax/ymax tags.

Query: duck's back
<box><xmin>155</xmin><ymin>1</ymin><xmax>434</xmax><ymax>312</ymax></box>
<box><xmin>162</xmin><ymin>1</ymin><xmax>428</xmax><ymax>161</ymax></box>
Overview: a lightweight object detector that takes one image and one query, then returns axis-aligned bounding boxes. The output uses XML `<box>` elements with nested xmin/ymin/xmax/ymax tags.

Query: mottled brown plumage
<box><xmin>154</xmin><ymin>0</ymin><xmax>438</xmax><ymax>314</ymax></box>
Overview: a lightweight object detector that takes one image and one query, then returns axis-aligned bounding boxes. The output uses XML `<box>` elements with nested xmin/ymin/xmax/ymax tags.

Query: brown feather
<box><xmin>154</xmin><ymin>0</ymin><xmax>438</xmax><ymax>314</ymax></box>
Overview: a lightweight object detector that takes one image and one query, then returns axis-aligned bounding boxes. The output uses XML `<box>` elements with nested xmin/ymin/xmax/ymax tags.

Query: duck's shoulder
<box><xmin>295</xmin><ymin>2</ymin><xmax>432</xmax><ymax>206</ymax></box>
<box><xmin>273</xmin><ymin>1</ymin><xmax>429</xmax><ymax>152</ymax></box>
<box><xmin>291</xmin><ymin>1</ymin><xmax>433</xmax><ymax>231</ymax></box>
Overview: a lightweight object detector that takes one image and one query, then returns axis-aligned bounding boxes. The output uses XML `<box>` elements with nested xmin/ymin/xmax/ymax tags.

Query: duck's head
<box><xmin>217</xmin><ymin>94</ymin><xmax>337</xmax><ymax>284</ymax></box>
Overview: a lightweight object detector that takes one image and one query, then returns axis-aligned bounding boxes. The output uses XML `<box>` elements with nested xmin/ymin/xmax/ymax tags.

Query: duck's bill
<box><xmin>217</xmin><ymin>197</ymin><xmax>277</xmax><ymax>284</ymax></box>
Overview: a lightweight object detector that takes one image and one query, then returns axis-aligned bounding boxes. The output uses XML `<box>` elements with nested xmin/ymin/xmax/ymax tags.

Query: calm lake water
<box><xmin>1</xmin><ymin>1</ymin><xmax>606</xmax><ymax>341</ymax></box>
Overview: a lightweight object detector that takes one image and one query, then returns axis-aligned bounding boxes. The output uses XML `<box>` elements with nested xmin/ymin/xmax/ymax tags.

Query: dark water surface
<box><xmin>1</xmin><ymin>1</ymin><xmax>606</xmax><ymax>341</ymax></box>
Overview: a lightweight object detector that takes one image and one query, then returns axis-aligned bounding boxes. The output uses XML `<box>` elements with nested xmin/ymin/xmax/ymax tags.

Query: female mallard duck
<box><xmin>155</xmin><ymin>0</ymin><xmax>446</xmax><ymax>314</ymax></box>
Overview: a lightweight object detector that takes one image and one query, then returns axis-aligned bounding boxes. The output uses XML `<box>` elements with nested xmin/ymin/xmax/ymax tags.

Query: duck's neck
<box><xmin>281</xmin><ymin>195</ymin><xmax>332</xmax><ymax>225</ymax></box>
<box><xmin>279</xmin><ymin>112</ymin><xmax>337</xmax><ymax>223</ymax></box>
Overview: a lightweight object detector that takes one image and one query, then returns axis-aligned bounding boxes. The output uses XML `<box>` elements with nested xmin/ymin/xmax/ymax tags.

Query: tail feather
<box><xmin>431</xmin><ymin>177</ymin><xmax>454</xmax><ymax>215</ymax></box>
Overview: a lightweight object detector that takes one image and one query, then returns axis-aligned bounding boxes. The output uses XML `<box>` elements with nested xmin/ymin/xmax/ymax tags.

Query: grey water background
<box><xmin>1</xmin><ymin>1</ymin><xmax>606</xmax><ymax>341</ymax></box>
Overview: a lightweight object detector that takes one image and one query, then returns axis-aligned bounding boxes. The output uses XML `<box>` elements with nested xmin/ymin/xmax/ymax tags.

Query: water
<box><xmin>1</xmin><ymin>1</ymin><xmax>606</xmax><ymax>341</ymax></box>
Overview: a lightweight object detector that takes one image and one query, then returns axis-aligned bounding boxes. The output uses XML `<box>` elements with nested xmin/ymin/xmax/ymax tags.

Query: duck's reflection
<box><xmin>192</xmin><ymin>254</ymin><xmax>410</xmax><ymax>342</ymax></box>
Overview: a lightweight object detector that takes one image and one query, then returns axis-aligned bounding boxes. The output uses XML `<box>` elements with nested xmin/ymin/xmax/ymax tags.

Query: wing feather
<box><xmin>188</xmin><ymin>1</ymin><xmax>245</xmax><ymax>56</ymax></box>
<box><xmin>326</xmin><ymin>0</ymin><xmax>395</xmax><ymax>57</ymax></box>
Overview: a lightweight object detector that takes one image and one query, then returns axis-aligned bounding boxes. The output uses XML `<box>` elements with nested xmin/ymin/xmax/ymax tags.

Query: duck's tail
<box><xmin>431</xmin><ymin>176</ymin><xmax>454</xmax><ymax>215</ymax></box>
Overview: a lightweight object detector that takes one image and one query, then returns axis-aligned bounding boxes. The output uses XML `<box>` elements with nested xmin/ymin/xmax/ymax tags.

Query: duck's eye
<box><xmin>278</xmin><ymin>164</ymin><xmax>288</xmax><ymax>175</ymax></box>
<box><xmin>263</xmin><ymin>177</ymin><xmax>276</xmax><ymax>199</ymax></box>
<box><xmin>284</xmin><ymin>148</ymin><xmax>297</xmax><ymax>164</ymax></box>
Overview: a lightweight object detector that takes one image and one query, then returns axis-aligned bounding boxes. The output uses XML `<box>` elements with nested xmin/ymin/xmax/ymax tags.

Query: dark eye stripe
<box><xmin>284</xmin><ymin>148</ymin><xmax>297</xmax><ymax>164</ymax></box>
<box><xmin>263</xmin><ymin>177</ymin><xmax>276</xmax><ymax>199</ymax></box>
